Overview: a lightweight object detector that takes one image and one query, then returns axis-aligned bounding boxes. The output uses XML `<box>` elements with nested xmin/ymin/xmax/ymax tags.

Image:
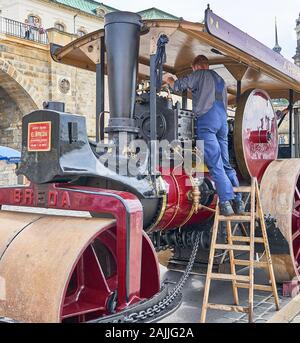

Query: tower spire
<box><xmin>294</xmin><ymin>13</ymin><xmax>300</xmax><ymax>66</ymax></box>
<box><xmin>273</xmin><ymin>17</ymin><xmax>282</xmax><ymax>54</ymax></box>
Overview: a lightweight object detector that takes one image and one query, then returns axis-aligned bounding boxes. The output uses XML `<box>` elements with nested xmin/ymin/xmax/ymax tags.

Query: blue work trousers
<box><xmin>196</xmin><ymin>103</ymin><xmax>241</xmax><ymax>203</ymax></box>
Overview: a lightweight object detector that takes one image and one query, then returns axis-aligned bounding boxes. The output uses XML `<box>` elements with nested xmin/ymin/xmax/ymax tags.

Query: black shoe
<box><xmin>232</xmin><ymin>199</ymin><xmax>246</xmax><ymax>215</ymax></box>
<box><xmin>219</xmin><ymin>201</ymin><xmax>234</xmax><ymax>216</ymax></box>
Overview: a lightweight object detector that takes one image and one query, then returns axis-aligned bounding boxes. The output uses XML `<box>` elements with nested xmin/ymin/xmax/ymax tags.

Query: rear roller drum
<box><xmin>261</xmin><ymin>159</ymin><xmax>300</xmax><ymax>282</ymax></box>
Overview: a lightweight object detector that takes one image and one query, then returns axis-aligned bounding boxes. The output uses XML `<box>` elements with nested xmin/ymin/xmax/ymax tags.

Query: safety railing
<box><xmin>0</xmin><ymin>16</ymin><xmax>48</xmax><ymax>45</ymax></box>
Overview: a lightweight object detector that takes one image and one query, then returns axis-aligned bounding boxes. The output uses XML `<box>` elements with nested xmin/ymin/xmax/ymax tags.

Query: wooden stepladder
<box><xmin>200</xmin><ymin>178</ymin><xmax>280</xmax><ymax>323</ymax></box>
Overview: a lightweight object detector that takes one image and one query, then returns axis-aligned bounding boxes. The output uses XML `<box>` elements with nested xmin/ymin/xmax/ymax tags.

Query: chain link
<box><xmin>123</xmin><ymin>231</ymin><xmax>201</xmax><ymax>323</ymax></box>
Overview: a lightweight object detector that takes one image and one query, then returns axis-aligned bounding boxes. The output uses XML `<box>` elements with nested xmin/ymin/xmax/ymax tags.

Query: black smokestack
<box><xmin>104</xmin><ymin>12</ymin><xmax>142</xmax><ymax>137</ymax></box>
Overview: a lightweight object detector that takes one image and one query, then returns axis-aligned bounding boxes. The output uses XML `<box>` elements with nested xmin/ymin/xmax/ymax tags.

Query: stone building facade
<box><xmin>0</xmin><ymin>32</ymin><xmax>98</xmax><ymax>149</ymax></box>
<box><xmin>0</xmin><ymin>161</ymin><xmax>19</xmax><ymax>185</ymax></box>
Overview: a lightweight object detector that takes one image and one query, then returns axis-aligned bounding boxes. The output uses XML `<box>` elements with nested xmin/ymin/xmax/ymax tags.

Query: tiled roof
<box><xmin>50</xmin><ymin>1</ymin><xmax>118</xmax><ymax>16</ymax></box>
<box><xmin>137</xmin><ymin>7</ymin><xmax>179</xmax><ymax>20</ymax></box>
<box><xmin>50</xmin><ymin>1</ymin><xmax>179</xmax><ymax>20</ymax></box>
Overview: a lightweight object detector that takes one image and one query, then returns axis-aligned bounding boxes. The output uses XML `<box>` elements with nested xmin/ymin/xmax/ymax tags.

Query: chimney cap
<box><xmin>105</xmin><ymin>11</ymin><xmax>142</xmax><ymax>27</ymax></box>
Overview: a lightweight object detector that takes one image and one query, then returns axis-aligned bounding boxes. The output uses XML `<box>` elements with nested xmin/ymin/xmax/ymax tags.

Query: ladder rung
<box><xmin>210</xmin><ymin>273</ymin><xmax>250</xmax><ymax>282</ymax></box>
<box><xmin>215</xmin><ymin>244</ymin><xmax>251</xmax><ymax>251</ymax></box>
<box><xmin>233</xmin><ymin>186</ymin><xmax>252</xmax><ymax>193</ymax></box>
<box><xmin>206</xmin><ymin>303</ymin><xmax>249</xmax><ymax>313</ymax></box>
<box><xmin>218</xmin><ymin>215</ymin><xmax>251</xmax><ymax>222</ymax></box>
<box><xmin>235</xmin><ymin>283</ymin><xmax>273</xmax><ymax>292</ymax></box>
<box><xmin>231</xmin><ymin>236</ymin><xmax>265</xmax><ymax>244</ymax></box>
<box><xmin>233</xmin><ymin>259</ymin><xmax>269</xmax><ymax>268</ymax></box>
<box><xmin>254</xmin><ymin>237</ymin><xmax>265</xmax><ymax>243</ymax></box>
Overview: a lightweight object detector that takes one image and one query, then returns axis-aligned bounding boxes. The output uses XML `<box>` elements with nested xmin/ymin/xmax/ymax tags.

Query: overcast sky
<box><xmin>104</xmin><ymin>0</ymin><xmax>299</xmax><ymax>61</ymax></box>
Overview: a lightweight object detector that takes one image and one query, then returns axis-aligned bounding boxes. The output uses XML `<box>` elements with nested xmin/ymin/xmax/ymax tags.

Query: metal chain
<box><xmin>123</xmin><ymin>231</ymin><xmax>201</xmax><ymax>323</ymax></box>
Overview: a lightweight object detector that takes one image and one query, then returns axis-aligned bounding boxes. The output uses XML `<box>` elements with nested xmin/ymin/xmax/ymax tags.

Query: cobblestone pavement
<box><xmin>159</xmin><ymin>267</ymin><xmax>291</xmax><ymax>323</ymax></box>
<box><xmin>1</xmin><ymin>206</ymin><xmax>297</xmax><ymax>323</ymax></box>
<box><xmin>292</xmin><ymin>315</ymin><xmax>300</xmax><ymax>323</ymax></box>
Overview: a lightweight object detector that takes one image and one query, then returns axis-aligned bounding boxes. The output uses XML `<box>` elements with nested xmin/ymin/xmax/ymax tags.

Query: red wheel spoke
<box><xmin>295</xmin><ymin>187</ymin><xmax>300</xmax><ymax>201</ymax></box>
<box><xmin>295</xmin><ymin>246</ymin><xmax>300</xmax><ymax>261</ymax></box>
<box><xmin>293</xmin><ymin>209</ymin><xmax>300</xmax><ymax>219</ymax></box>
<box><xmin>294</xmin><ymin>200</ymin><xmax>300</xmax><ymax>210</ymax></box>
<box><xmin>292</xmin><ymin>229</ymin><xmax>300</xmax><ymax>241</ymax></box>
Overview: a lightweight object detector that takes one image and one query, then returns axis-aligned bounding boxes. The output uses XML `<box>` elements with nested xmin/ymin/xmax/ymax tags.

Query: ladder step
<box><xmin>254</xmin><ymin>237</ymin><xmax>265</xmax><ymax>243</ymax></box>
<box><xmin>233</xmin><ymin>259</ymin><xmax>269</xmax><ymax>268</ymax></box>
<box><xmin>218</xmin><ymin>215</ymin><xmax>251</xmax><ymax>222</ymax></box>
<box><xmin>206</xmin><ymin>303</ymin><xmax>249</xmax><ymax>313</ymax></box>
<box><xmin>231</xmin><ymin>236</ymin><xmax>265</xmax><ymax>244</ymax></box>
<box><xmin>210</xmin><ymin>273</ymin><xmax>250</xmax><ymax>282</ymax></box>
<box><xmin>235</xmin><ymin>283</ymin><xmax>273</xmax><ymax>292</ymax></box>
<box><xmin>215</xmin><ymin>244</ymin><xmax>251</xmax><ymax>251</ymax></box>
<box><xmin>233</xmin><ymin>186</ymin><xmax>252</xmax><ymax>193</ymax></box>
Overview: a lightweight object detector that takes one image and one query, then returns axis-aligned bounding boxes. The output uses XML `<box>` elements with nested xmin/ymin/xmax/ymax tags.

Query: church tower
<box><xmin>293</xmin><ymin>13</ymin><xmax>300</xmax><ymax>66</ymax></box>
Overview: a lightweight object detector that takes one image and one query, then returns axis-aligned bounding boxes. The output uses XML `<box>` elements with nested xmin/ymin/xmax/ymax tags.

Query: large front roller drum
<box><xmin>0</xmin><ymin>211</ymin><xmax>159</xmax><ymax>323</ymax></box>
<box><xmin>261</xmin><ymin>159</ymin><xmax>300</xmax><ymax>282</ymax></box>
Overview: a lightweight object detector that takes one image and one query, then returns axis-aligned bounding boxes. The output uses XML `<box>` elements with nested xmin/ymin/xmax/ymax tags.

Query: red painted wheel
<box><xmin>62</xmin><ymin>226</ymin><xmax>118</xmax><ymax>322</ymax></box>
<box><xmin>0</xmin><ymin>214</ymin><xmax>160</xmax><ymax>322</ymax></box>
<box><xmin>261</xmin><ymin>159</ymin><xmax>300</xmax><ymax>282</ymax></box>
<box><xmin>62</xmin><ymin>227</ymin><xmax>160</xmax><ymax>322</ymax></box>
<box><xmin>234</xmin><ymin>89</ymin><xmax>278</xmax><ymax>182</ymax></box>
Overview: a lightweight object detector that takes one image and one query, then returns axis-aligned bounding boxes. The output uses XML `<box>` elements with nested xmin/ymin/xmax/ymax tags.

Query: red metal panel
<box><xmin>156</xmin><ymin>171</ymin><xmax>216</xmax><ymax>231</ymax></box>
<box><xmin>28</xmin><ymin>122</ymin><xmax>52</xmax><ymax>152</ymax></box>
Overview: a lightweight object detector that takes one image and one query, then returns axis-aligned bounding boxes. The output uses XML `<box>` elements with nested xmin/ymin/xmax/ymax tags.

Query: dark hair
<box><xmin>192</xmin><ymin>55</ymin><xmax>209</xmax><ymax>67</ymax></box>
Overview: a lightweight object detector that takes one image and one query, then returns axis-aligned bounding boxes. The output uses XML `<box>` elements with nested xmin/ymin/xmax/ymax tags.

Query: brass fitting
<box><xmin>192</xmin><ymin>185</ymin><xmax>201</xmax><ymax>214</ymax></box>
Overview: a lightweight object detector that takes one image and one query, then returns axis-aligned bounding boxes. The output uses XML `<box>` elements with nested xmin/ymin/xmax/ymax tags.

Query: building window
<box><xmin>95</xmin><ymin>8</ymin><xmax>106</xmax><ymax>17</ymax></box>
<box><xmin>27</xmin><ymin>15</ymin><xmax>41</xmax><ymax>26</ymax></box>
<box><xmin>77</xmin><ymin>28</ymin><xmax>87</xmax><ymax>37</ymax></box>
<box><xmin>54</xmin><ymin>22</ymin><xmax>65</xmax><ymax>32</ymax></box>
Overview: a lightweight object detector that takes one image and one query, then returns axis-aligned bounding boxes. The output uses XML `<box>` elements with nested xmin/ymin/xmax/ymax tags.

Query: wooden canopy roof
<box><xmin>51</xmin><ymin>9</ymin><xmax>300</xmax><ymax>103</ymax></box>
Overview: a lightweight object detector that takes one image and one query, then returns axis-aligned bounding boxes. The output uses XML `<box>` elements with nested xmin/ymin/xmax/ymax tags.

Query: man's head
<box><xmin>192</xmin><ymin>55</ymin><xmax>209</xmax><ymax>71</ymax></box>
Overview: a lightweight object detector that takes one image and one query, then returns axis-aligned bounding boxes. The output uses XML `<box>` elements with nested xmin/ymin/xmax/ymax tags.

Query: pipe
<box><xmin>104</xmin><ymin>12</ymin><xmax>142</xmax><ymax>137</ymax></box>
<box><xmin>289</xmin><ymin>89</ymin><xmax>294</xmax><ymax>158</ymax></box>
<box><xmin>150</xmin><ymin>53</ymin><xmax>157</xmax><ymax>175</ymax></box>
<box><xmin>96</xmin><ymin>36</ymin><xmax>105</xmax><ymax>142</ymax></box>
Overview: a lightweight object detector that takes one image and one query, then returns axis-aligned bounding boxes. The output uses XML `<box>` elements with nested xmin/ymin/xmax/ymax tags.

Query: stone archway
<box><xmin>0</xmin><ymin>58</ymin><xmax>41</xmax><ymax>149</ymax></box>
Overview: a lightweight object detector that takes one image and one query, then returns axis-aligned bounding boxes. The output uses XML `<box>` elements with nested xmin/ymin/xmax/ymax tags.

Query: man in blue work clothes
<box><xmin>166</xmin><ymin>55</ymin><xmax>245</xmax><ymax>216</ymax></box>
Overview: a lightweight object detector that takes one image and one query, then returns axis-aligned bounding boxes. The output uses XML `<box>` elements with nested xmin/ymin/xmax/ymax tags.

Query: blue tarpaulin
<box><xmin>0</xmin><ymin>146</ymin><xmax>21</xmax><ymax>164</ymax></box>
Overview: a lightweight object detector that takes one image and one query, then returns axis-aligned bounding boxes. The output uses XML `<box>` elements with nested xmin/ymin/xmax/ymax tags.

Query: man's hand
<box><xmin>166</xmin><ymin>76</ymin><xmax>175</xmax><ymax>88</ymax></box>
<box><xmin>163</xmin><ymin>74</ymin><xmax>175</xmax><ymax>88</ymax></box>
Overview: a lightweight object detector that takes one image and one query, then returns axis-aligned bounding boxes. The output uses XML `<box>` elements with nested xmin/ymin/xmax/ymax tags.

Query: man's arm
<box><xmin>166</xmin><ymin>73</ymin><xmax>198</xmax><ymax>92</ymax></box>
<box><xmin>173</xmin><ymin>74</ymin><xmax>195</xmax><ymax>92</ymax></box>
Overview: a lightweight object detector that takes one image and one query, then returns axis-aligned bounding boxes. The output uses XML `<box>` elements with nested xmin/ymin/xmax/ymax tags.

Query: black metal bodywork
<box><xmin>17</xmin><ymin>109</ymin><xmax>157</xmax><ymax>199</ymax></box>
<box><xmin>135</xmin><ymin>93</ymin><xmax>194</xmax><ymax>144</ymax></box>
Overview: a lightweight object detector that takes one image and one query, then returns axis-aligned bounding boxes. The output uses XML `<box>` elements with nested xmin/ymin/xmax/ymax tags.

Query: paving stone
<box><xmin>291</xmin><ymin>315</ymin><xmax>300</xmax><ymax>323</ymax></box>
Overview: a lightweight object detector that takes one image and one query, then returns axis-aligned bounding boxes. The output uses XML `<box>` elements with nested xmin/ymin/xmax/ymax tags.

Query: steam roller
<box><xmin>1</xmin><ymin>8</ymin><xmax>300</xmax><ymax>323</ymax></box>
